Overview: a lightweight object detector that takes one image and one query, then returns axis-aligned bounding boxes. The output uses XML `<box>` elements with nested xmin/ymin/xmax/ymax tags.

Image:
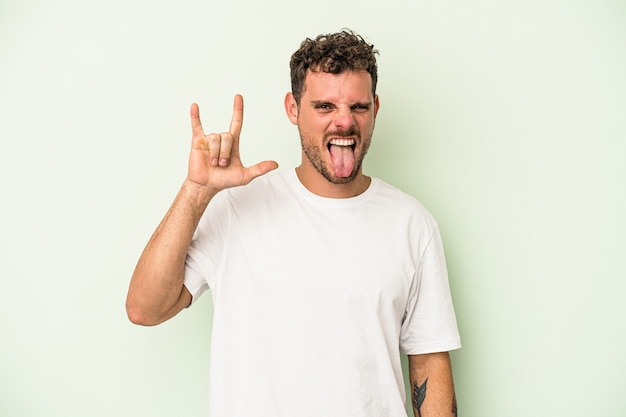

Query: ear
<box><xmin>374</xmin><ymin>94</ymin><xmax>380</xmax><ymax>117</ymax></box>
<box><xmin>284</xmin><ymin>92</ymin><xmax>299</xmax><ymax>125</ymax></box>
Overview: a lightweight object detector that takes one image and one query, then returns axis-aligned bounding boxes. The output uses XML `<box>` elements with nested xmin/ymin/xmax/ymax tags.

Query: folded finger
<box><xmin>206</xmin><ymin>133</ymin><xmax>222</xmax><ymax>166</ymax></box>
<box><xmin>218</xmin><ymin>132</ymin><xmax>234</xmax><ymax>166</ymax></box>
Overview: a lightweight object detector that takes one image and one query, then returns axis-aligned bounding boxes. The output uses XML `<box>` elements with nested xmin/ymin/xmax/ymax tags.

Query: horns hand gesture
<box><xmin>188</xmin><ymin>94</ymin><xmax>278</xmax><ymax>193</ymax></box>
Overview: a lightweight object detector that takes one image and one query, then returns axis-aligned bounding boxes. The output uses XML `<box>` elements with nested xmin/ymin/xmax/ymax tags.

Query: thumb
<box><xmin>245</xmin><ymin>160</ymin><xmax>279</xmax><ymax>182</ymax></box>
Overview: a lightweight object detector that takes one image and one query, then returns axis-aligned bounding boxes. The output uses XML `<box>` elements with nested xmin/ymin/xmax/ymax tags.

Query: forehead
<box><xmin>302</xmin><ymin>70</ymin><xmax>373</xmax><ymax>102</ymax></box>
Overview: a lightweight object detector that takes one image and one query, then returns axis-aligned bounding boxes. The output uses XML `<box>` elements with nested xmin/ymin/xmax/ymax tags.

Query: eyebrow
<box><xmin>350</xmin><ymin>101</ymin><xmax>373</xmax><ymax>108</ymax></box>
<box><xmin>310</xmin><ymin>100</ymin><xmax>335</xmax><ymax>108</ymax></box>
<box><xmin>310</xmin><ymin>100</ymin><xmax>373</xmax><ymax>108</ymax></box>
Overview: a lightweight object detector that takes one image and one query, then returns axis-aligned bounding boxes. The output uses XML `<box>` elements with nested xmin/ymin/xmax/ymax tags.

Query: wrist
<box><xmin>181</xmin><ymin>178</ymin><xmax>220</xmax><ymax>209</ymax></box>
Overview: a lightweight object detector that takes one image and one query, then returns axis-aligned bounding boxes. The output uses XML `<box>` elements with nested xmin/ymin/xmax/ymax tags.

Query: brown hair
<box><xmin>289</xmin><ymin>30</ymin><xmax>379</xmax><ymax>105</ymax></box>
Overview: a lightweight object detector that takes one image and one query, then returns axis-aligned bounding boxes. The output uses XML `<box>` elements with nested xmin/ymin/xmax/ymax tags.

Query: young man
<box><xmin>127</xmin><ymin>30</ymin><xmax>461</xmax><ymax>417</ymax></box>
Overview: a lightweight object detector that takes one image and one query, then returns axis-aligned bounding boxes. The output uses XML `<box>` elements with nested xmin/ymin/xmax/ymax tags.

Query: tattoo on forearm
<box><xmin>412</xmin><ymin>377</ymin><xmax>428</xmax><ymax>417</ymax></box>
<box><xmin>452</xmin><ymin>393</ymin><xmax>457</xmax><ymax>416</ymax></box>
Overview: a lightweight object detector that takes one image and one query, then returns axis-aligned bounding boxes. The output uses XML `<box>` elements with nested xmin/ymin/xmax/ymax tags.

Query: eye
<box><xmin>351</xmin><ymin>103</ymin><xmax>371</xmax><ymax>112</ymax></box>
<box><xmin>314</xmin><ymin>103</ymin><xmax>333</xmax><ymax>111</ymax></box>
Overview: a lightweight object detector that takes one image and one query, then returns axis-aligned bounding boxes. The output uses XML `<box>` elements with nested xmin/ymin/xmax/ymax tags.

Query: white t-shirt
<box><xmin>184</xmin><ymin>169</ymin><xmax>460</xmax><ymax>417</ymax></box>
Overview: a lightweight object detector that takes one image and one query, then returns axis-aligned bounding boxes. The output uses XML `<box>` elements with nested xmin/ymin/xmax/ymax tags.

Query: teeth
<box><xmin>329</xmin><ymin>138</ymin><xmax>355</xmax><ymax>146</ymax></box>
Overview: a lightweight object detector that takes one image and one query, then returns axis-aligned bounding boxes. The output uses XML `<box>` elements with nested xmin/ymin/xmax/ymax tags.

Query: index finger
<box><xmin>229</xmin><ymin>94</ymin><xmax>244</xmax><ymax>138</ymax></box>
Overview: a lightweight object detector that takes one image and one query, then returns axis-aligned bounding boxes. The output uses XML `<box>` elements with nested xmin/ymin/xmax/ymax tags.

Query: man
<box><xmin>127</xmin><ymin>30</ymin><xmax>461</xmax><ymax>417</ymax></box>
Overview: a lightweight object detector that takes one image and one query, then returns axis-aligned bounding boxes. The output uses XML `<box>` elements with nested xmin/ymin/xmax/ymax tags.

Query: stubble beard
<box><xmin>299</xmin><ymin>127</ymin><xmax>372</xmax><ymax>185</ymax></box>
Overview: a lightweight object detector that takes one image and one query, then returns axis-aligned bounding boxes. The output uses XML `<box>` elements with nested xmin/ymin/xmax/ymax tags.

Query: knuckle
<box><xmin>220</xmin><ymin>133</ymin><xmax>233</xmax><ymax>147</ymax></box>
<box><xmin>206</xmin><ymin>133</ymin><xmax>220</xmax><ymax>145</ymax></box>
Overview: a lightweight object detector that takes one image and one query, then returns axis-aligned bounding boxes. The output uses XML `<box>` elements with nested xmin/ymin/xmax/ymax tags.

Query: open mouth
<box><xmin>327</xmin><ymin>138</ymin><xmax>356</xmax><ymax>177</ymax></box>
<box><xmin>328</xmin><ymin>138</ymin><xmax>356</xmax><ymax>149</ymax></box>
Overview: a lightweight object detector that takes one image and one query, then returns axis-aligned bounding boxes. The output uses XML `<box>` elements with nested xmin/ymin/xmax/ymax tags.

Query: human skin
<box><xmin>410</xmin><ymin>352</ymin><xmax>457</xmax><ymax>417</ymax></box>
<box><xmin>284</xmin><ymin>70</ymin><xmax>380</xmax><ymax>199</ymax></box>
<box><xmin>287</xmin><ymin>71</ymin><xmax>457</xmax><ymax>417</ymax></box>
<box><xmin>126</xmin><ymin>77</ymin><xmax>457</xmax><ymax>417</ymax></box>
<box><xmin>125</xmin><ymin>95</ymin><xmax>278</xmax><ymax>325</ymax></box>
<box><xmin>127</xmin><ymin>70</ymin><xmax>381</xmax><ymax>324</ymax></box>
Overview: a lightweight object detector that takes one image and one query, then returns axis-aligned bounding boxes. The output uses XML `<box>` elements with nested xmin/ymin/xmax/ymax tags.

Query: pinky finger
<box><xmin>190</xmin><ymin>103</ymin><xmax>205</xmax><ymax>138</ymax></box>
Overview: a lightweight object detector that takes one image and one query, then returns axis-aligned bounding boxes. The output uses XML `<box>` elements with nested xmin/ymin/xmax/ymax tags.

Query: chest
<box><xmin>214</xmin><ymin>203</ymin><xmax>419</xmax><ymax>323</ymax></box>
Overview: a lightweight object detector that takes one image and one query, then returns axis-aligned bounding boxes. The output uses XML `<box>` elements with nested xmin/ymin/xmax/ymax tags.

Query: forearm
<box><xmin>126</xmin><ymin>179</ymin><xmax>217</xmax><ymax>325</ymax></box>
<box><xmin>409</xmin><ymin>352</ymin><xmax>457</xmax><ymax>417</ymax></box>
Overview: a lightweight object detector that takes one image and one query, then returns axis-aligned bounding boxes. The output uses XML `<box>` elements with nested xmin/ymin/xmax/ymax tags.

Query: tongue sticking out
<box><xmin>329</xmin><ymin>144</ymin><xmax>355</xmax><ymax>178</ymax></box>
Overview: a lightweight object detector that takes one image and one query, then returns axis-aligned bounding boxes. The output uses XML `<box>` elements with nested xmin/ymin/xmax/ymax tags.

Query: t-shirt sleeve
<box><xmin>183</xmin><ymin>192</ymin><xmax>229</xmax><ymax>305</ymax></box>
<box><xmin>400</xmin><ymin>225</ymin><xmax>461</xmax><ymax>354</ymax></box>
<box><xmin>184</xmin><ymin>243</ymin><xmax>210</xmax><ymax>305</ymax></box>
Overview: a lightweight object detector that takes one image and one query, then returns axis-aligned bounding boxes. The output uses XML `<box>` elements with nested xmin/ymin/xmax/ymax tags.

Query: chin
<box><xmin>321</xmin><ymin>166</ymin><xmax>361</xmax><ymax>185</ymax></box>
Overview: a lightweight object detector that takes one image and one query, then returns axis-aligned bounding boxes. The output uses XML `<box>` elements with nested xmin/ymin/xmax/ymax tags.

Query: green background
<box><xmin>1</xmin><ymin>0</ymin><xmax>625</xmax><ymax>415</ymax></box>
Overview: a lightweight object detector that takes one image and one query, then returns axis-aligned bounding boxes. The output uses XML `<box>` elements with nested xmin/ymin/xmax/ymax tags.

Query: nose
<box><xmin>333</xmin><ymin>107</ymin><xmax>356</xmax><ymax>131</ymax></box>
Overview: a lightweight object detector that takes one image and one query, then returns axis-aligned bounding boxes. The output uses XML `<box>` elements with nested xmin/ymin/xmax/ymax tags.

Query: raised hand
<box><xmin>187</xmin><ymin>94</ymin><xmax>278</xmax><ymax>193</ymax></box>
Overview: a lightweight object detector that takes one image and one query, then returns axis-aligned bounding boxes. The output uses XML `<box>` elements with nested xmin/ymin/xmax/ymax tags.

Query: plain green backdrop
<box><xmin>1</xmin><ymin>0</ymin><xmax>625</xmax><ymax>416</ymax></box>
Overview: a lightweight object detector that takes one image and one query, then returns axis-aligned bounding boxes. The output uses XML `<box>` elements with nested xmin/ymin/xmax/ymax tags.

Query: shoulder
<box><xmin>371</xmin><ymin>178</ymin><xmax>437</xmax><ymax>224</ymax></box>
<box><xmin>367</xmin><ymin>178</ymin><xmax>441</xmax><ymax>247</ymax></box>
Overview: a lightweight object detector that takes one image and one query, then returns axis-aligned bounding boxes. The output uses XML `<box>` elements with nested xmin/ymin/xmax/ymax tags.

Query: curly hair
<box><xmin>289</xmin><ymin>30</ymin><xmax>379</xmax><ymax>105</ymax></box>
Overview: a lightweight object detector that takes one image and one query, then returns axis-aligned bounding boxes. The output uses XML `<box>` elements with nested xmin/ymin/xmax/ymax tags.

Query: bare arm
<box><xmin>126</xmin><ymin>95</ymin><xmax>278</xmax><ymax>326</ymax></box>
<box><xmin>409</xmin><ymin>352</ymin><xmax>457</xmax><ymax>417</ymax></box>
<box><xmin>125</xmin><ymin>180</ymin><xmax>214</xmax><ymax>326</ymax></box>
